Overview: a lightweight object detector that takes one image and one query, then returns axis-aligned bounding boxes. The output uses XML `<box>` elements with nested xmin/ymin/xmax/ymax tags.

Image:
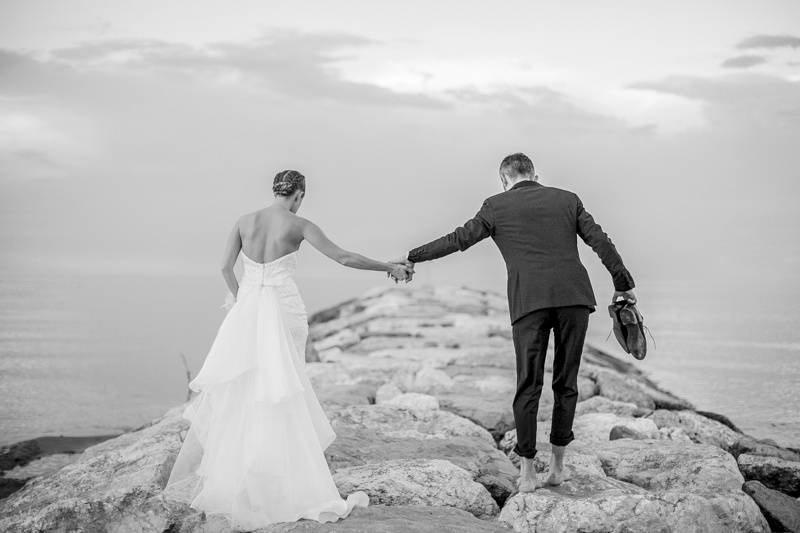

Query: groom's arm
<box><xmin>407</xmin><ymin>200</ymin><xmax>495</xmax><ymax>263</ymax></box>
<box><xmin>575</xmin><ymin>195</ymin><xmax>635</xmax><ymax>291</ymax></box>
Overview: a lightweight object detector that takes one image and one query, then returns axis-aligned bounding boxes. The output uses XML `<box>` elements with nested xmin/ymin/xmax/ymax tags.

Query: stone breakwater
<box><xmin>2</xmin><ymin>285</ymin><xmax>800</xmax><ymax>532</ymax></box>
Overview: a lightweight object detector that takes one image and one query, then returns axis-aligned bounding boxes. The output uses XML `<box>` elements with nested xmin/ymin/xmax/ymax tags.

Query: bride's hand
<box><xmin>388</xmin><ymin>263</ymin><xmax>411</xmax><ymax>283</ymax></box>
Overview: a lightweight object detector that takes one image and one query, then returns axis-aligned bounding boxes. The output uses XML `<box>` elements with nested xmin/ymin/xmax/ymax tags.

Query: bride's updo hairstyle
<box><xmin>273</xmin><ymin>170</ymin><xmax>306</xmax><ymax>197</ymax></box>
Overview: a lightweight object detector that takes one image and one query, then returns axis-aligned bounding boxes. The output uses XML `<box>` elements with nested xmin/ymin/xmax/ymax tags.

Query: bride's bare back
<box><xmin>218</xmin><ymin>170</ymin><xmax>412</xmax><ymax>298</ymax></box>
<box><xmin>238</xmin><ymin>206</ymin><xmax>305</xmax><ymax>264</ymax></box>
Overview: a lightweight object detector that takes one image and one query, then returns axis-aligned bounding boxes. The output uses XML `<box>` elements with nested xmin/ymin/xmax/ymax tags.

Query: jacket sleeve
<box><xmin>575</xmin><ymin>196</ymin><xmax>635</xmax><ymax>291</ymax></box>
<box><xmin>407</xmin><ymin>200</ymin><xmax>495</xmax><ymax>263</ymax></box>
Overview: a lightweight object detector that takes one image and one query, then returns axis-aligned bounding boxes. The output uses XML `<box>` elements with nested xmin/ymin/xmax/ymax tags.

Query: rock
<box><xmin>332</xmin><ymin>459</ymin><xmax>499</xmax><ymax>518</ymax></box>
<box><xmin>411</xmin><ymin>367</ymin><xmax>455</xmax><ymax>392</ymax></box>
<box><xmin>591</xmin><ymin>369</ymin><xmax>655</xmax><ymax>410</ymax></box>
<box><xmin>315</xmin><ymin>383</ymin><xmax>375</xmax><ymax>409</ymax></box>
<box><xmin>577</xmin><ymin>376</ymin><xmax>598</xmax><ymax>401</ymax></box>
<box><xmin>530</xmin><ymin>444</ymin><xmax>607</xmax><ymax>478</ymax></box>
<box><xmin>260</xmin><ymin>505</ymin><xmax>513</xmax><ymax>532</ymax></box>
<box><xmin>375</xmin><ymin>383</ymin><xmax>402</xmax><ymax>404</ymax></box>
<box><xmin>649</xmin><ymin>409</ymin><xmax>741</xmax><ymax>452</ymax></box>
<box><xmin>733</xmin><ymin>434</ymin><xmax>800</xmax><ymax>462</ymax></box>
<box><xmin>594</xmin><ymin>439</ymin><xmax>745</xmax><ymax>495</ymax></box>
<box><xmin>499</xmin><ymin>474</ymin><xmax>663</xmax><ymax>533</ymax></box>
<box><xmin>325</xmin><ymin>429</ymin><xmax>517</xmax><ymax>505</ymax></box>
<box><xmin>738</xmin><ymin>454</ymin><xmax>800</xmax><ymax>497</ymax></box>
<box><xmin>0</xmin><ymin>406</ymin><xmax>188</xmax><ymax>533</ymax></box>
<box><xmin>305</xmin><ymin>337</ymin><xmax>321</xmax><ymax>362</ymax></box>
<box><xmin>327</xmin><ymin>404</ymin><xmax>495</xmax><ymax>444</ymax></box>
<box><xmin>609</xmin><ymin>425</ymin><xmax>647</xmax><ymax>440</ymax></box>
<box><xmin>743</xmin><ymin>481</ymin><xmax>800</xmax><ymax>533</ymax></box>
<box><xmin>658</xmin><ymin>426</ymin><xmax>693</xmax><ymax>443</ymax></box>
<box><xmin>499</xmin><ymin>429</ymin><xmax>517</xmax><ymax>455</ymax></box>
<box><xmin>437</xmin><ymin>391</ymin><xmax>515</xmax><ymax>441</ymax></box>
<box><xmin>593</xmin><ymin>439</ymin><xmax>769</xmax><ymax>532</ymax></box>
<box><xmin>502</xmin><ymin>438</ymin><xmax>770</xmax><ymax>532</ymax></box>
<box><xmin>696</xmin><ymin>410</ymin><xmax>742</xmax><ymax>432</ymax></box>
<box><xmin>563</xmin><ymin>412</ymin><xmax>659</xmax><ymax>444</ymax></box>
<box><xmin>574</xmin><ymin>396</ymin><xmax>641</xmax><ymax>418</ymax></box>
<box><xmin>385</xmin><ymin>392</ymin><xmax>440</xmax><ymax>412</ymax></box>
<box><xmin>314</xmin><ymin>328</ymin><xmax>361</xmax><ymax>352</ymax></box>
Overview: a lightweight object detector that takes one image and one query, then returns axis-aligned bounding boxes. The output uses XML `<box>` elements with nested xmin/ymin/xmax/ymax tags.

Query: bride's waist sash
<box><xmin>239</xmin><ymin>271</ymin><xmax>294</xmax><ymax>290</ymax></box>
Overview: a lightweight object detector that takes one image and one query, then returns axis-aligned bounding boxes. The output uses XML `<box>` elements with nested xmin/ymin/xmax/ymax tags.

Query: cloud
<box><xmin>447</xmin><ymin>85</ymin><xmax>629</xmax><ymax>134</ymax></box>
<box><xmin>736</xmin><ymin>34</ymin><xmax>800</xmax><ymax>50</ymax></box>
<box><xmin>48</xmin><ymin>31</ymin><xmax>448</xmax><ymax>109</ymax></box>
<box><xmin>721</xmin><ymin>55</ymin><xmax>767</xmax><ymax>69</ymax></box>
<box><xmin>630</xmin><ymin>74</ymin><xmax>800</xmax><ymax>126</ymax></box>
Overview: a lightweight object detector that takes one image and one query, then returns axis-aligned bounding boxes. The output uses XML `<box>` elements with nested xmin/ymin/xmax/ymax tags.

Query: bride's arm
<box><xmin>302</xmin><ymin>220</ymin><xmax>410</xmax><ymax>279</ymax></box>
<box><xmin>220</xmin><ymin>220</ymin><xmax>242</xmax><ymax>296</ymax></box>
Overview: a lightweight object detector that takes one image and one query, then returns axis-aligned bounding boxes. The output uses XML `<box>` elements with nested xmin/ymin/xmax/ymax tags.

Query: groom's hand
<box><xmin>387</xmin><ymin>257</ymin><xmax>415</xmax><ymax>283</ymax></box>
<box><xmin>612</xmin><ymin>290</ymin><xmax>636</xmax><ymax>304</ymax></box>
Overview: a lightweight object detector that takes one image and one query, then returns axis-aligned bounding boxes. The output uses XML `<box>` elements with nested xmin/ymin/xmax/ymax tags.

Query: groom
<box><xmin>398</xmin><ymin>152</ymin><xmax>636</xmax><ymax>491</ymax></box>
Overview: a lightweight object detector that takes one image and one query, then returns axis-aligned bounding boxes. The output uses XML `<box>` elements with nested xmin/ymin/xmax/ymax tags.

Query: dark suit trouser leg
<box><xmin>511</xmin><ymin>309</ymin><xmax>551</xmax><ymax>459</ymax></box>
<box><xmin>549</xmin><ymin>305</ymin><xmax>590</xmax><ymax>446</ymax></box>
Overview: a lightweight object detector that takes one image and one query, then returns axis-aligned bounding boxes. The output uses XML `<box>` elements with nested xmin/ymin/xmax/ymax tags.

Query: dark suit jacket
<box><xmin>407</xmin><ymin>180</ymin><xmax>635</xmax><ymax>324</ymax></box>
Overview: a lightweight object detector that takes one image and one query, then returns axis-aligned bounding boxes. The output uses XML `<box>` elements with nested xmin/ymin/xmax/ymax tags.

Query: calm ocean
<box><xmin>1</xmin><ymin>261</ymin><xmax>798</xmax><ymax>448</ymax></box>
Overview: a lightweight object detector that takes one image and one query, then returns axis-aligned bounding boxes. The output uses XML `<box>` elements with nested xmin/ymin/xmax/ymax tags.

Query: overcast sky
<box><xmin>1</xmin><ymin>0</ymin><xmax>799</xmax><ymax>308</ymax></box>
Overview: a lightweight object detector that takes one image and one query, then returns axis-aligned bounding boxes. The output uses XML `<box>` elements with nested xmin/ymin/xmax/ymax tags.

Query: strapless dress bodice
<box><xmin>239</xmin><ymin>251</ymin><xmax>299</xmax><ymax>290</ymax></box>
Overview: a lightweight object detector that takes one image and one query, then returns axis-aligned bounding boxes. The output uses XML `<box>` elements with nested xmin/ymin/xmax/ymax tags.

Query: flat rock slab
<box><xmin>0</xmin><ymin>406</ymin><xmax>188</xmax><ymax>533</ymax></box>
<box><xmin>327</xmin><ymin>404</ymin><xmax>494</xmax><ymax>444</ymax></box>
<box><xmin>332</xmin><ymin>459</ymin><xmax>499</xmax><ymax>518</ymax></box>
<box><xmin>743</xmin><ymin>481</ymin><xmax>800</xmax><ymax>533</ymax></box>
<box><xmin>326</xmin><ymin>430</ymin><xmax>517</xmax><ymax>505</ymax></box>
<box><xmin>738</xmin><ymin>454</ymin><xmax>800</xmax><ymax>497</ymax></box>
<box><xmin>649</xmin><ymin>409</ymin><xmax>741</xmax><ymax>452</ymax></box>
<box><xmin>258</xmin><ymin>505</ymin><xmax>512</xmax><ymax>532</ymax></box>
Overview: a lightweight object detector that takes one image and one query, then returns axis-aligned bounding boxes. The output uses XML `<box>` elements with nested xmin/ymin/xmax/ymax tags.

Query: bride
<box><xmin>163</xmin><ymin>170</ymin><xmax>413</xmax><ymax>530</ymax></box>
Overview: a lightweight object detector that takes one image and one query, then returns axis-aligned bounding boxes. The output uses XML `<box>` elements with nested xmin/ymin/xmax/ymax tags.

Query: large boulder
<box><xmin>742</xmin><ymin>481</ymin><xmax>800</xmax><ymax>533</ymax></box>
<box><xmin>499</xmin><ymin>439</ymin><xmax>769</xmax><ymax>532</ymax></box>
<box><xmin>325</xmin><ymin>430</ymin><xmax>517</xmax><ymax>506</ymax></box>
<box><xmin>649</xmin><ymin>409</ymin><xmax>741</xmax><ymax>452</ymax></box>
<box><xmin>327</xmin><ymin>404</ymin><xmax>495</xmax><ymax>444</ymax></box>
<box><xmin>332</xmin><ymin>459</ymin><xmax>499</xmax><ymax>518</ymax></box>
<box><xmin>0</xmin><ymin>406</ymin><xmax>189</xmax><ymax>533</ymax></box>
<box><xmin>325</xmin><ymin>427</ymin><xmax>518</xmax><ymax>505</ymax></box>
<box><xmin>738</xmin><ymin>454</ymin><xmax>800</xmax><ymax>497</ymax></box>
<box><xmin>261</xmin><ymin>505</ymin><xmax>514</xmax><ymax>533</ymax></box>
<box><xmin>437</xmin><ymin>391</ymin><xmax>515</xmax><ymax>442</ymax></box>
<box><xmin>569</xmin><ymin>412</ymin><xmax>660</xmax><ymax>444</ymax></box>
<box><xmin>574</xmin><ymin>396</ymin><xmax>642</xmax><ymax>418</ymax></box>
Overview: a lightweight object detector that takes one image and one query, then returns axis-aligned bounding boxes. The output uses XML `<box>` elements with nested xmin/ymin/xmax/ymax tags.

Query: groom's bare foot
<box><xmin>544</xmin><ymin>467</ymin><xmax>566</xmax><ymax>486</ymax></box>
<box><xmin>517</xmin><ymin>457</ymin><xmax>538</xmax><ymax>493</ymax></box>
<box><xmin>545</xmin><ymin>444</ymin><xmax>568</xmax><ymax>486</ymax></box>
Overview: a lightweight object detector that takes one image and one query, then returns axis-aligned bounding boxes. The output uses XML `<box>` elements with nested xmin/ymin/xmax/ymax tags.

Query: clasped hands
<box><xmin>387</xmin><ymin>258</ymin><xmax>415</xmax><ymax>284</ymax></box>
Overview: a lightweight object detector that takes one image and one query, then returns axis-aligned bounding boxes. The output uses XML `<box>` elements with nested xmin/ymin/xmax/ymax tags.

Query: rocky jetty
<box><xmin>2</xmin><ymin>285</ymin><xmax>800</xmax><ymax>532</ymax></box>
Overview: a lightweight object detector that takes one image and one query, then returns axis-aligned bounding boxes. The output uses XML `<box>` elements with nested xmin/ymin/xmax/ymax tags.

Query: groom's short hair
<box><xmin>500</xmin><ymin>153</ymin><xmax>534</xmax><ymax>177</ymax></box>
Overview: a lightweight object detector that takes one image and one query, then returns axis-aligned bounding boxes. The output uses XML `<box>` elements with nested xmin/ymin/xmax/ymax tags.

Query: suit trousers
<box><xmin>511</xmin><ymin>305</ymin><xmax>591</xmax><ymax>459</ymax></box>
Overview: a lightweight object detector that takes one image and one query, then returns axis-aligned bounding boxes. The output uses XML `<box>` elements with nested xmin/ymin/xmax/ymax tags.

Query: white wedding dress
<box><xmin>163</xmin><ymin>251</ymin><xmax>368</xmax><ymax>530</ymax></box>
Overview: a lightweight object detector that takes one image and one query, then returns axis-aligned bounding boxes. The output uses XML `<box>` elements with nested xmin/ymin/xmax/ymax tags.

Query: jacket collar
<box><xmin>509</xmin><ymin>179</ymin><xmax>541</xmax><ymax>191</ymax></box>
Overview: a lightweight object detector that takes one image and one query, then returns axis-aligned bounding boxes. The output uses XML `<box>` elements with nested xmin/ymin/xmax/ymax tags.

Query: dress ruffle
<box><xmin>163</xmin><ymin>252</ymin><xmax>367</xmax><ymax>530</ymax></box>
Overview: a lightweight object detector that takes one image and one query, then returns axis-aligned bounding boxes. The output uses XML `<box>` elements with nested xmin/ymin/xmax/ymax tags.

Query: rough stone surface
<box><xmin>574</xmin><ymin>396</ymin><xmax>642</xmax><ymax>418</ymax></box>
<box><xmin>385</xmin><ymin>392</ymin><xmax>440</xmax><ymax>412</ymax></box>
<box><xmin>332</xmin><ymin>459</ymin><xmax>499</xmax><ymax>518</ymax></box>
<box><xmin>325</xmin><ymin>429</ymin><xmax>517</xmax><ymax>506</ymax></box>
<box><xmin>649</xmin><ymin>409</ymin><xmax>741</xmax><ymax>452</ymax></box>
<box><xmin>569</xmin><ymin>412</ymin><xmax>660</xmax><ymax>444</ymax></box>
<box><xmin>3</xmin><ymin>285</ymin><xmax>794</xmax><ymax>532</ymax></box>
<box><xmin>738</xmin><ymin>454</ymin><xmax>800</xmax><ymax>497</ymax></box>
<box><xmin>743</xmin><ymin>481</ymin><xmax>800</xmax><ymax>533</ymax></box>
<box><xmin>328</xmin><ymin>404</ymin><xmax>495</xmax><ymax>444</ymax></box>
<box><xmin>500</xmin><ymin>439</ymin><xmax>769</xmax><ymax>532</ymax></box>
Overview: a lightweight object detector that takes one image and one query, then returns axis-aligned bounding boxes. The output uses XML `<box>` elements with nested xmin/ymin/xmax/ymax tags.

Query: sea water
<box><xmin>1</xmin><ymin>263</ymin><xmax>798</xmax><ymax>448</ymax></box>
